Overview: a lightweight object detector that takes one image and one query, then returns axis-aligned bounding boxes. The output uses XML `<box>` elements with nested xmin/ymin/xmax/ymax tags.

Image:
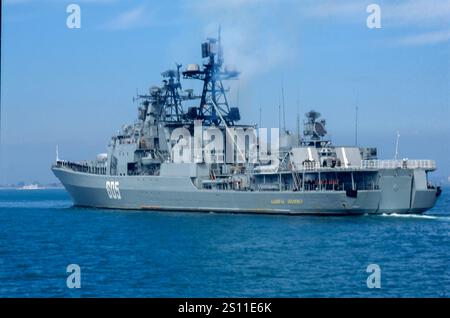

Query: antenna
<box><xmin>355</xmin><ymin>105</ymin><xmax>358</xmax><ymax>146</ymax></box>
<box><xmin>133</xmin><ymin>88</ymin><xmax>138</xmax><ymax>103</ymax></box>
<box><xmin>218</xmin><ymin>25</ymin><xmax>223</xmax><ymax>65</ymax></box>
<box><xmin>394</xmin><ymin>131</ymin><xmax>400</xmax><ymax>161</ymax></box>
<box><xmin>175</xmin><ymin>62</ymin><xmax>182</xmax><ymax>85</ymax></box>
<box><xmin>236</xmin><ymin>82</ymin><xmax>240</xmax><ymax>108</ymax></box>
<box><xmin>281</xmin><ymin>81</ymin><xmax>286</xmax><ymax>132</ymax></box>
<box><xmin>259</xmin><ymin>105</ymin><xmax>262</xmax><ymax>128</ymax></box>
<box><xmin>56</xmin><ymin>145</ymin><xmax>60</xmax><ymax>162</ymax></box>
<box><xmin>278</xmin><ymin>104</ymin><xmax>281</xmax><ymax>131</ymax></box>
<box><xmin>296</xmin><ymin>96</ymin><xmax>300</xmax><ymax>144</ymax></box>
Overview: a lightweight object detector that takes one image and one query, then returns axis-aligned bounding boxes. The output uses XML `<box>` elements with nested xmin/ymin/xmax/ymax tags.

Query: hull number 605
<box><xmin>106</xmin><ymin>181</ymin><xmax>121</xmax><ymax>200</ymax></box>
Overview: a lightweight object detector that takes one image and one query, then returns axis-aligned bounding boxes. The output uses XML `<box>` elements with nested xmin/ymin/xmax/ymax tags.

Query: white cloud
<box><xmin>383</xmin><ymin>0</ymin><xmax>450</xmax><ymax>27</ymax></box>
<box><xmin>5</xmin><ymin>0</ymin><xmax>118</xmax><ymax>3</ymax></box>
<box><xmin>184</xmin><ymin>0</ymin><xmax>450</xmax><ymax>81</ymax></box>
<box><xmin>184</xmin><ymin>0</ymin><xmax>297</xmax><ymax>84</ymax></box>
<box><xmin>101</xmin><ymin>5</ymin><xmax>151</xmax><ymax>30</ymax></box>
<box><xmin>3</xmin><ymin>0</ymin><xmax>31</xmax><ymax>4</ymax></box>
<box><xmin>299</xmin><ymin>0</ymin><xmax>450</xmax><ymax>28</ymax></box>
<box><xmin>186</xmin><ymin>0</ymin><xmax>273</xmax><ymax>11</ymax></box>
<box><xmin>398</xmin><ymin>29</ymin><xmax>450</xmax><ymax>46</ymax></box>
<box><xmin>381</xmin><ymin>0</ymin><xmax>450</xmax><ymax>46</ymax></box>
<box><xmin>298</xmin><ymin>0</ymin><xmax>450</xmax><ymax>46</ymax></box>
<box><xmin>301</xmin><ymin>0</ymin><xmax>365</xmax><ymax>19</ymax></box>
<box><xmin>218</xmin><ymin>25</ymin><xmax>295</xmax><ymax>82</ymax></box>
<box><xmin>179</xmin><ymin>0</ymin><xmax>449</xmax><ymax>81</ymax></box>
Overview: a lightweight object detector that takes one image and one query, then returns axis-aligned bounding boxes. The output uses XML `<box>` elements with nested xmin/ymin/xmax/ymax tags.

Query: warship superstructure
<box><xmin>52</xmin><ymin>33</ymin><xmax>441</xmax><ymax>215</ymax></box>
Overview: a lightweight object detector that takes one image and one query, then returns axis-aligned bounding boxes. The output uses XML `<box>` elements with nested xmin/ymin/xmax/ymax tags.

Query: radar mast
<box><xmin>302</xmin><ymin>110</ymin><xmax>328</xmax><ymax>146</ymax></box>
<box><xmin>182</xmin><ymin>27</ymin><xmax>240</xmax><ymax>126</ymax></box>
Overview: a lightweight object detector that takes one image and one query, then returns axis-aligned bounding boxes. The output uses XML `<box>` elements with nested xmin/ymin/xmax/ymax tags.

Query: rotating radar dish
<box><xmin>314</xmin><ymin>121</ymin><xmax>327</xmax><ymax>137</ymax></box>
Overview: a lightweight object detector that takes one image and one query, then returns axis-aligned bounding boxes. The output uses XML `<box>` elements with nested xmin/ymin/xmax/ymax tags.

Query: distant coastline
<box><xmin>0</xmin><ymin>183</ymin><xmax>63</xmax><ymax>190</ymax></box>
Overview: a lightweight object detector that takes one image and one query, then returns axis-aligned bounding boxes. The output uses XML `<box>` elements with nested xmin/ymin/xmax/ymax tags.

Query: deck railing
<box><xmin>360</xmin><ymin>159</ymin><xmax>436</xmax><ymax>170</ymax></box>
<box><xmin>287</xmin><ymin>159</ymin><xmax>436</xmax><ymax>172</ymax></box>
<box><xmin>54</xmin><ymin>160</ymin><xmax>107</xmax><ymax>175</ymax></box>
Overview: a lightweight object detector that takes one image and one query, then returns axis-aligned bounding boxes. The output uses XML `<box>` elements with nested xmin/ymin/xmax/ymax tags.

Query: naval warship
<box><xmin>52</xmin><ymin>33</ymin><xmax>441</xmax><ymax>215</ymax></box>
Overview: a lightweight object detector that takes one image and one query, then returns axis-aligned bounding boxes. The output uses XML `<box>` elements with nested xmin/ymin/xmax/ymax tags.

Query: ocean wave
<box><xmin>380</xmin><ymin>213</ymin><xmax>450</xmax><ymax>221</ymax></box>
<box><xmin>0</xmin><ymin>200</ymin><xmax>72</xmax><ymax>209</ymax></box>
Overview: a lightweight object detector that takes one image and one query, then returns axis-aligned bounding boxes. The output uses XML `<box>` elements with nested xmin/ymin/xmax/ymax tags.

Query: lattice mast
<box><xmin>183</xmin><ymin>28</ymin><xmax>240</xmax><ymax>126</ymax></box>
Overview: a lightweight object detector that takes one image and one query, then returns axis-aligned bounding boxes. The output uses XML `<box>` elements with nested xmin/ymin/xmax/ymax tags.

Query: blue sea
<box><xmin>0</xmin><ymin>188</ymin><xmax>448</xmax><ymax>297</ymax></box>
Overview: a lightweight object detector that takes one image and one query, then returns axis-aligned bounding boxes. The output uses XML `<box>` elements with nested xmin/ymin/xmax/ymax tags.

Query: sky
<box><xmin>1</xmin><ymin>0</ymin><xmax>449</xmax><ymax>184</ymax></box>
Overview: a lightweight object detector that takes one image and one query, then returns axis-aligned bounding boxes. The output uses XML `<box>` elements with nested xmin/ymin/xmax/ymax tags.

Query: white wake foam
<box><xmin>380</xmin><ymin>213</ymin><xmax>450</xmax><ymax>221</ymax></box>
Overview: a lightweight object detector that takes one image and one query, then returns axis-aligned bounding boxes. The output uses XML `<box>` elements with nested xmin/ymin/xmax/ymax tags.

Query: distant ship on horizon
<box><xmin>18</xmin><ymin>184</ymin><xmax>44</xmax><ymax>190</ymax></box>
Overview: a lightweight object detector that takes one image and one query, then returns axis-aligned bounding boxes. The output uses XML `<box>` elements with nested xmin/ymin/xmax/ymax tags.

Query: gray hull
<box><xmin>52</xmin><ymin>165</ymin><xmax>439</xmax><ymax>215</ymax></box>
<box><xmin>52</xmin><ymin>167</ymin><xmax>384</xmax><ymax>215</ymax></box>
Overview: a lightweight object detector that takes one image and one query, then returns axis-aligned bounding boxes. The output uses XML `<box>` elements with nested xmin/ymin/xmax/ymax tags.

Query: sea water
<box><xmin>0</xmin><ymin>188</ymin><xmax>448</xmax><ymax>297</ymax></box>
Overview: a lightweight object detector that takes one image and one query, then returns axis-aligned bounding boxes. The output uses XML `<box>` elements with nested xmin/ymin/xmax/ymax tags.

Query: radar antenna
<box><xmin>182</xmin><ymin>27</ymin><xmax>240</xmax><ymax>126</ymax></box>
<box><xmin>303</xmin><ymin>110</ymin><xmax>327</xmax><ymax>141</ymax></box>
<box><xmin>135</xmin><ymin>63</ymin><xmax>187</xmax><ymax>123</ymax></box>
